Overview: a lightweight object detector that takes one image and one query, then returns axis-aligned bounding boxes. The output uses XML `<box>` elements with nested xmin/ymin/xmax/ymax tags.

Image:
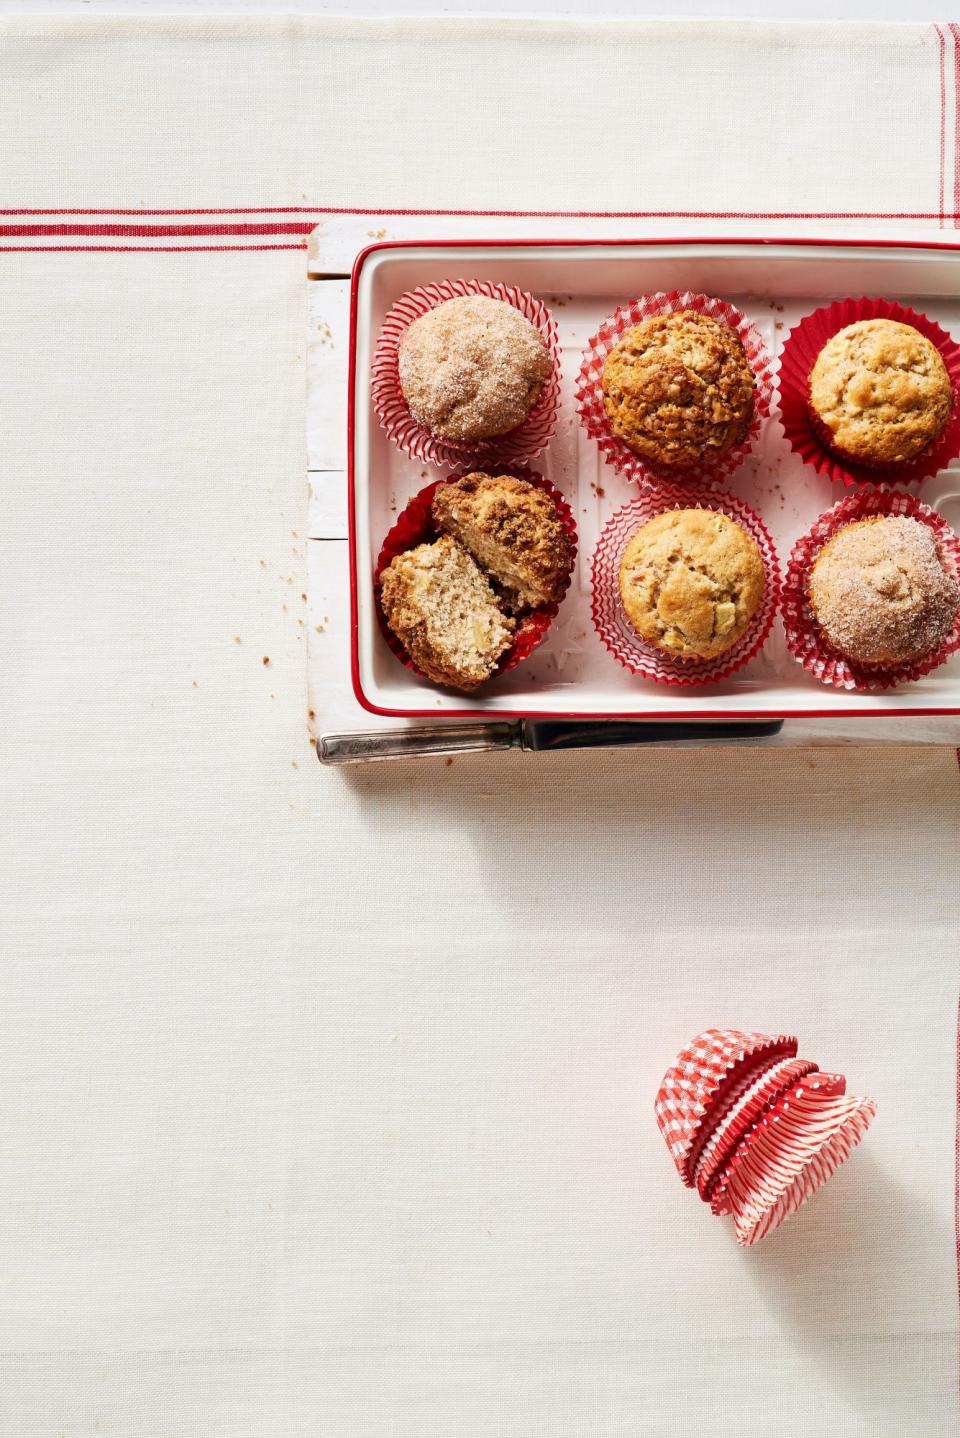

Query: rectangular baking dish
<box><xmin>349</xmin><ymin>238</ymin><xmax>960</xmax><ymax>719</ymax></box>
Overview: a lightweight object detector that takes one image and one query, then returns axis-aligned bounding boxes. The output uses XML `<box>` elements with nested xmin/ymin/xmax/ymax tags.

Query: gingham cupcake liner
<box><xmin>778</xmin><ymin>296</ymin><xmax>960</xmax><ymax>487</ymax></box>
<box><xmin>370</xmin><ymin>279</ymin><xmax>561</xmax><ymax>469</ymax></box>
<box><xmin>590</xmin><ymin>488</ymin><xmax>781</xmax><ymax>686</ymax></box>
<box><xmin>374</xmin><ymin>469</ymin><xmax>578</xmax><ymax>683</ymax></box>
<box><xmin>575</xmin><ymin>290</ymin><xmax>775</xmax><ymax>490</ymax></box>
<box><xmin>782</xmin><ymin>489</ymin><xmax>960</xmax><ymax>690</ymax></box>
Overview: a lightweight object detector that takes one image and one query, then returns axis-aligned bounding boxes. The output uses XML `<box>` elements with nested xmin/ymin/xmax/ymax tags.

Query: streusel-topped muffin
<box><xmin>601</xmin><ymin>311</ymin><xmax>756</xmax><ymax>469</ymax></box>
<box><xmin>432</xmin><ymin>472</ymin><xmax>573</xmax><ymax>612</ymax></box>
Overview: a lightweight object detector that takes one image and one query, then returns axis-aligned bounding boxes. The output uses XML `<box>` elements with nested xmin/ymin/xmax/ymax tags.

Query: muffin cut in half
<box><xmin>807</xmin><ymin>514</ymin><xmax>959</xmax><ymax>667</ymax></box>
<box><xmin>807</xmin><ymin>319</ymin><xmax>953</xmax><ymax>467</ymax></box>
<box><xmin>379</xmin><ymin>534</ymin><xmax>515</xmax><ymax>691</ymax></box>
<box><xmin>618</xmin><ymin>508</ymin><xmax>765</xmax><ymax>660</ymax></box>
<box><xmin>432</xmin><ymin>472</ymin><xmax>573</xmax><ymax>612</ymax></box>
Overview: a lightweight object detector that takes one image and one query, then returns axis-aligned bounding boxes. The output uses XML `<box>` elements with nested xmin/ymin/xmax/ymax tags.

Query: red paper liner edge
<box><xmin>782</xmin><ymin>489</ymin><xmax>960</xmax><ymax>691</ymax></box>
<box><xmin>370</xmin><ymin>279</ymin><xmax>562</xmax><ymax>469</ymax></box>
<box><xmin>778</xmin><ymin>296</ymin><xmax>960</xmax><ymax>487</ymax></box>
<box><xmin>374</xmin><ymin>470</ymin><xmax>578</xmax><ymax>685</ymax></box>
<box><xmin>590</xmin><ymin>488</ymin><xmax>781</xmax><ymax>687</ymax></box>
<box><xmin>574</xmin><ymin>290</ymin><xmax>775</xmax><ymax>491</ymax></box>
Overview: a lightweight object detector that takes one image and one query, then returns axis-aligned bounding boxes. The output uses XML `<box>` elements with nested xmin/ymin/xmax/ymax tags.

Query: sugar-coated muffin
<box><xmin>618</xmin><ymin>508</ymin><xmax>765</xmax><ymax>660</ymax></box>
<box><xmin>398</xmin><ymin>295</ymin><xmax>551</xmax><ymax>444</ymax></box>
<box><xmin>808</xmin><ymin>319</ymin><xmax>952</xmax><ymax>467</ymax></box>
<box><xmin>432</xmin><ymin>472</ymin><xmax>573</xmax><ymax>612</ymax></box>
<box><xmin>808</xmin><ymin>515</ymin><xmax>959</xmax><ymax>667</ymax></box>
<box><xmin>601</xmin><ymin>310</ymin><xmax>756</xmax><ymax>469</ymax></box>
<box><xmin>379</xmin><ymin>535</ymin><xmax>515</xmax><ymax>690</ymax></box>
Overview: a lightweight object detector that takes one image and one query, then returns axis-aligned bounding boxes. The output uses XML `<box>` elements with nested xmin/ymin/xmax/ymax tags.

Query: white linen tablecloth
<box><xmin>1</xmin><ymin>17</ymin><xmax>959</xmax><ymax>1436</ymax></box>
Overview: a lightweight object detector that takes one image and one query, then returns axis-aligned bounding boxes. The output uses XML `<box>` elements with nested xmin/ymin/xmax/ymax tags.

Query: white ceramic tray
<box><xmin>349</xmin><ymin>239</ymin><xmax>960</xmax><ymax>720</ymax></box>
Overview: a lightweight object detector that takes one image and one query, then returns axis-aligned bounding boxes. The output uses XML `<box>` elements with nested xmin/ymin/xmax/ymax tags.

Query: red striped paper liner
<box><xmin>782</xmin><ymin>489</ymin><xmax>960</xmax><ymax>691</ymax></box>
<box><xmin>374</xmin><ymin>470</ymin><xmax>578</xmax><ymax>684</ymax></box>
<box><xmin>590</xmin><ymin>489</ymin><xmax>781</xmax><ymax>686</ymax></box>
<box><xmin>720</xmin><ymin>1079</ymin><xmax>876</xmax><ymax>1247</ymax></box>
<box><xmin>370</xmin><ymin>279</ymin><xmax>561</xmax><ymax>469</ymax></box>
<box><xmin>778</xmin><ymin>296</ymin><xmax>960</xmax><ymax>486</ymax></box>
<box><xmin>574</xmin><ymin>290</ymin><xmax>774</xmax><ymax>490</ymax></box>
<box><xmin>693</xmin><ymin>1056</ymin><xmax>820</xmax><ymax>1208</ymax></box>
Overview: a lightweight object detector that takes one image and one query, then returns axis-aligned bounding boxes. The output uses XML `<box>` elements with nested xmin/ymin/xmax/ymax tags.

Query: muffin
<box><xmin>808</xmin><ymin>319</ymin><xmax>952</xmax><ymax>467</ymax></box>
<box><xmin>432</xmin><ymin>472</ymin><xmax>573</xmax><ymax>612</ymax></box>
<box><xmin>398</xmin><ymin>295</ymin><xmax>551</xmax><ymax>444</ymax></box>
<box><xmin>619</xmin><ymin>508</ymin><xmax>765</xmax><ymax>660</ymax></box>
<box><xmin>601</xmin><ymin>310</ymin><xmax>756</xmax><ymax>469</ymax></box>
<box><xmin>808</xmin><ymin>515</ymin><xmax>959</xmax><ymax>667</ymax></box>
<box><xmin>379</xmin><ymin>535</ymin><xmax>515</xmax><ymax>691</ymax></box>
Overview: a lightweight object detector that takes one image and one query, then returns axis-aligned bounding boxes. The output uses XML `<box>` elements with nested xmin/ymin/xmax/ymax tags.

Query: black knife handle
<box><xmin>522</xmin><ymin>719</ymin><xmax>784</xmax><ymax>751</ymax></box>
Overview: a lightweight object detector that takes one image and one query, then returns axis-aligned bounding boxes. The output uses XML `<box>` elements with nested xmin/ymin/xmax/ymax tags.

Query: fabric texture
<box><xmin>1</xmin><ymin>16</ymin><xmax>958</xmax><ymax>1437</ymax></box>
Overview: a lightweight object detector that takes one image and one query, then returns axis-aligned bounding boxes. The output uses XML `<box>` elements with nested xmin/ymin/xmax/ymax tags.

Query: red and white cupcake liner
<box><xmin>782</xmin><ymin>489</ymin><xmax>960</xmax><ymax>691</ymax></box>
<box><xmin>778</xmin><ymin>296</ymin><xmax>960</xmax><ymax>487</ymax></box>
<box><xmin>374</xmin><ymin>469</ymin><xmax>578</xmax><ymax>684</ymax></box>
<box><xmin>575</xmin><ymin>290</ymin><xmax>775</xmax><ymax>490</ymax></box>
<box><xmin>590</xmin><ymin>489</ymin><xmax>781</xmax><ymax>686</ymax></box>
<box><xmin>370</xmin><ymin>279</ymin><xmax>561</xmax><ymax>469</ymax></box>
<box><xmin>656</xmin><ymin>1029</ymin><xmax>876</xmax><ymax>1247</ymax></box>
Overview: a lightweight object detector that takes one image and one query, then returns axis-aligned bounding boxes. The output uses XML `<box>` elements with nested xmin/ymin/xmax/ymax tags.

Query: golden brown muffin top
<box><xmin>808</xmin><ymin>515</ymin><xmax>959</xmax><ymax>667</ymax></box>
<box><xmin>601</xmin><ymin>311</ymin><xmax>756</xmax><ymax>469</ymax></box>
<box><xmin>808</xmin><ymin>320</ymin><xmax>952</xmax><ymax>466</ymax></box>
<box><xmin>398</xmin><ymin>296</ymin><xmax>551</xmax><ymax>444</ymax></box>
<box><xmin>618</xmin><ymin>508</ymin><xmax>765</xmax><ymax>660</ymax></box>
<box><xmin>432</xmin><ymin>472</ymin><xmax>573</xmax><ymax>610</ymax></box>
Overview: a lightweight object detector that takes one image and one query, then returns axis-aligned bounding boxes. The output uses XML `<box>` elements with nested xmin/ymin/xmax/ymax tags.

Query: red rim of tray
<box><xmin>370</xmin><ymin>279</ymin><xmax>561</xmax><ymax>468</ymax></box>
<box><xmin>778</xmin><ymin>296</ymin><xmax>960</xmax><ymax>486</ymax></box>
<box><xmin>374</xmin><ymin>469</ymin><xmax>578</xmax><ymax>684</ymax></box>
<box><xmin>574</xmin><ymin>290</ymin><xmax>774</xmax><ymax>490</ymax></box>
<box><xmin>782</xmin><ymin>489</ymin><xmax>960</xmax><ymax>690</ymax></box>
<box><xmin>590</xmin><ymin>488</ymin><xmax>781</xmax><ymax>686</ymax></box>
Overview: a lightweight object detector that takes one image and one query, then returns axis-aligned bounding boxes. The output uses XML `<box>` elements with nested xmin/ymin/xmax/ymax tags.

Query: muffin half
<box><xmin>379</xmin><ymin>535</ymin><xmax>515</xmax><ymax>690</ymax></box>
<box><xmin>432</xmin><ymin>471</ymin><xmax>573</xmax><ymax>612</ymax></box>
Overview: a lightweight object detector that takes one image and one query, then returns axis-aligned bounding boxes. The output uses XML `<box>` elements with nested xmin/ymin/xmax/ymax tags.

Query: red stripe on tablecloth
<box><xmin>937</xmin><ymin>24</ymin><xmax>947</xmax><ymax>224</ymax></box>
<box><xmin>956</xmin><ymin>989</ymin><xmax>960</xmax><ymax>1387</ymax></box>
<box><xmin>0</xmin><ymin>209</ymin><xmax>959</xmax><ymax>224</ymax></box>
<box><xmin>0</xmin><ymin>223</ymin><xmax>310</xmax><ymax>237</ymax></box>
<box><xmin>0</xmin><ymin>244</ymin><xmax>306</xmax><ymax>253</ymax></box>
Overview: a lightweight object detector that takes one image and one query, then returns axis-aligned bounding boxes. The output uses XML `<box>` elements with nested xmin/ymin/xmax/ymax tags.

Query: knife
<box><xmin>317</xmin><ymin>718</ymin><xmax>783</xmax><ymax>765</ymax></box>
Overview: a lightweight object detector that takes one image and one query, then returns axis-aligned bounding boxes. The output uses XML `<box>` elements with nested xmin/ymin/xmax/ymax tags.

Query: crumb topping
<box><xmin>601</xmin><ymin>311</ymin><xmax>756</xmax><ymax>469</ymax></box>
